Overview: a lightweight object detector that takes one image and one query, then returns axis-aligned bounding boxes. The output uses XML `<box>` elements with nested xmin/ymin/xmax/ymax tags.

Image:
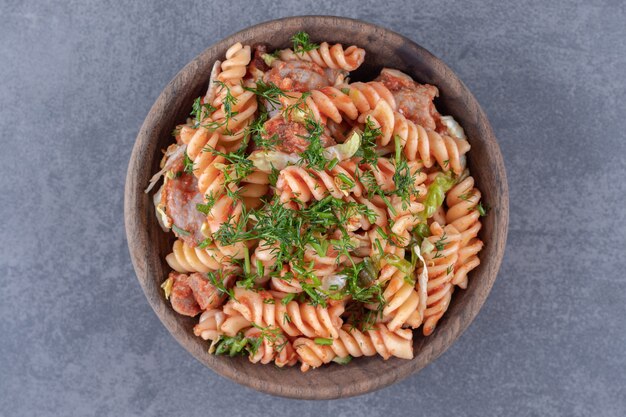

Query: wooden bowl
<box><xmin>125</xmin><ymin>16</ymin><xmax>509</xmax><ymax>399</ymax></box>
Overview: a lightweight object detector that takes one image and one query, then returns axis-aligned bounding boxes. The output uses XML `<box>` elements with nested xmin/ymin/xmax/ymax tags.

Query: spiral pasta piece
<box><xmin>179</xmin><ymin>124</ymin><xmax>219</xmax><ymax>161</ymax></box>
<box><xmin>387</xmin><ymin>164</ymin><xmax>427</xmax><ymax>245</ymax></box>
<box><xmin>193</xmin><ymin>308</ymin><xmax>250</xmax><ymax>340</ymax></box>
<box><xmin>360</xmin><ymin>102</ymin><xmax>471</xmax><ymax>174</ymax></box>
<box><xmin>343</xmin><ymin>195</ymin><xmax>386</xmax><ymax>230</ymax></box>
<box><xmin>224</xmin><ymin>287</ymin><xmax>345</xmax><ymax>339</ymax></box>
<box><xmin>166</xmin><ymin>239</ymin><xmax>235</xmax><ymax>273</ymax></box>
<box><xmin>309</xmin><ymin>87</ymin><xmax>359</xmax><ymax>124</ymax></box>
<box><xmin>353</xmin><ymin>158</ymin><xmax>424</xmax><ymax>236</ymax></box>
<box><xmin>343</xmin><ymin>81</ymin><xmax>397</xmax><ymax>114</ymax></box>
<box><xmin>273</xmin><ymin>162</ymin><xmax>391</xmax><ymax>233</ymax></box>
<box><xmin>236</xmin><ymin>169</ymin><xmax>270</xmax><ymax>211</ymax></box>
<box><xmin>216</xmin><ymin>42</ymin><xmax>252</xmax><ymax>85</ymax></box>
<box><xmin>203</xmin><ymin>194</ymin><xmax>250</xmax><ymax>261</ymax></box>
<box><xmin>210</xmin><ymin>83</ymin><xmax>258</xmax><ymax>152</ymax></box>
<box><xmin>245</xmin><ymin>327</ymin><xmax>298</xmax><ymax>367</ymax></box>
<box><xmin>378</xmin><ymin>270</ymin><xmax>419</xmax><ymax>331</ymax></box>
<box><xmin>269</xmin><ymin>274</ymin><xmax>303</xmax><ymax>294</ymax></box>
<box><xmin>276</xmin><ymin>165</ymin><xmax>345</xmax><ymax>203</ymax></box>
<box><xmin>206</xmin><ymin>191</ymin><xmax>243</xmax><ymax>233</ymax></box>
<box><xmin>420</xmin><ymin>223</ymin><xmax>461</xmax><ymax>335</ymax></box>
<box><xmin>297</xmin><ymin>247</ymin><xmax>345</xmax><ymax>277</ymax></box>
<box><xmin>358</xmin><ymin>100</ymin><xmax>396</xmax><ymax>146</ymax></box>
<box><xmin>181</xmin><ymin>84</ymin><xmax>257</xmax><ymax>158</ymax></box>
<box><xmin>302</xmin><ymin>82</ymin><xmax>396</xmax><ymax>125</ymax></box>
<box><xmin>389</xmin><ymin>207</ymin><xmax>422</xmax><ymax>246</ymax></box>
<box><xmin>335</xmin><ymin>158</ymin><xmax>393</xmax><ymax>196</ymax></box>
<box><xmin>178</xmin><ymin>126</ymin><xmax>231</xmax><ymax>202</ymax></box>
<box><xmin>453</xmin><ymin>238</ymin><xmax>483</xmax><ymax>289</ymax></box>
<box><xmin>266</xmin><ymin>264</ymin><xmax>310</xmax><ymax>293</ymax></box>
<box><xmin>239</xmin><ymin>170</ymin><xmax>270</xmax><ymax>200</ymax></box>
<box><xmin>195</xmin><ymin>309</ymin><xmax>297</xmax><ymax>367</ymax></box>
<box><xmin>445</xmin><ymin>176</ymin><xmax>483</xmax><ymax>245</ymax></box>
<box><xmin>210</xmin><ymin>83</ymin><xmax>257</xmax><ymax>127</ymax></box>
<box><xmin>194</xmin><ymin>44</ymin><xmax>256</xmax><ymax>154</ymax></box>
<box><xmin>278</xmin><ymin>42</ymin><xmax>365</xmax><ymax>72</ymax></box>
<box><xmin>399</xmin><ymin>115</ymin><xmax>470</xmax><ymax>174</ymax></box>
<box><xmin>181</xmin><ymin>123</ymin><xmax>266</xmax><ymax>207</ymax></box>
<box><xmin>293</xmin><ymin>323</ymin><xmax>413</xmax><ymax>371</ymax></box>
<box><xmin>445</xmin><ymin>176</ymin><xmax>484</xmax><ymax>288</ymax></box>
<box><xmin>191</xmin><ymin>146</ymin><xmax>228</xmax><ymax>200</ymax></box>
<box><xmin>275</xmin><ymin>158</ymin><xmax>396</xmax><ymax>204</ymax></box>
<box><xmin>363</xmin><ymin>241</ymin><xmax>422</xmax><ymax>331</ymax></box>
<box><xmin>251</xmin><ymin>240</ymin><xmax>278</xmax><ymax>276</ymax></box>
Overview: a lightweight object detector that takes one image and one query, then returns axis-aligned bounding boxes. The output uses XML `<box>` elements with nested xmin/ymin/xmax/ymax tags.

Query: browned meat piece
<box><xmin>169</xmin><ymin>272</ymin><xmax>201</xmax><ymax>317</ymax></box>
<box><xmin>263</xmin><ymin>115</ymin><xmax>335</xmax><ymax>154</ymax></box>
<box><xmin>186</xmin><ymin>272</ymin><xmax>224</xmax><ymax>310</ymax></box>
<box><xmin>263</xmin><ymin>60</ymin><xmax>333</xmax><ymax>92</ymax></box>
<box><xmin>376</xmin><ymin>68</ymin><xmax>442</xmax><ymax>131</ymax></box>
<box><xmin>248</xmin><ymin>44</ymin><xmax>270</xmax><ymax>78</ymax></box>
<box><xmin>161</xmin><ymin>152</ymin><xmax>206</xmax><ymax>247</ymax></box>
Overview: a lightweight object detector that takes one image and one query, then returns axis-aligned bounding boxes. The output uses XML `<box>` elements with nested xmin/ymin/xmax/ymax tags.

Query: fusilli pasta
<box><xmin>294</xmin><ymin>323</ymin><xmax>413</xmax><ymax>371</ymax></box>
<box><xmin>277</xmin><ymin>41</ymin><xmax>365</xmax><ymax>72</ymax></box>
<box><xmin>150</xmin><ymin>33</ymin><xmax>487</xmax><ymax>371</ymax></box>
<box><xmin>166</xmin><ymin>239</ymin><xmax>237</xmax><ymax>273</ymax></box>
<box><xmin>224</xmin><ymin>287</ymin><xmax>345</xmax><ymax>339</ymax></box>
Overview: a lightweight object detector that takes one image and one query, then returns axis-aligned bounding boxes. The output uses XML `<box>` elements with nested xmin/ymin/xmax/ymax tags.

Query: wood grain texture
<box><xmin>124</xmin><ymin>16</ymin><xmax>509</xmax><ymax>399</ymax></box>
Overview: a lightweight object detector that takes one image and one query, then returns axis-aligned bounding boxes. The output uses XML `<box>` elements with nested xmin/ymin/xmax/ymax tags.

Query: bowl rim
<box><xmin>125</xmin><ymin>15</ymin><xmax>509</xmax><ymax>399</ymax></box>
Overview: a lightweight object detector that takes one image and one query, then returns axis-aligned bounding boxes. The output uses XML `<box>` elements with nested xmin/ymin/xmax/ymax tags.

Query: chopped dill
<box><xmin>355</xmin><ymin>117</ymin><xmax>381</xmax><ymax>165</ymax></box>
<box><xmin>291</xmin><ymin>31</ymin><xmax>319</xmax><ymax>54</ymax></box>
<box><xmin>183</xmin><ymin>152</ymin><xmax>194</xmax><ymax>174</ymax></box>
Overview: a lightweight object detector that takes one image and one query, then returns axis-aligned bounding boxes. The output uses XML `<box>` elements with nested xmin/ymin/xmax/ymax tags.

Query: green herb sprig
<box><xmin>291</xmin><ymin>31</ymin><xmax>319</xmax><ymax>54</ymax></box>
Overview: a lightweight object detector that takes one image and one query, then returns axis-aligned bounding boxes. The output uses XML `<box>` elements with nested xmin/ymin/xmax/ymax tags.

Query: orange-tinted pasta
<box><xmin>420</xmin><ymin>222</ymin><xmax>461</xmax><ymax>335</ymax></box>
<box><xmin>224</xmin><ymin>287</ymin><xmax>345</xmax><ymax>339</ymax></box>
<box><xmin>294</xmin><ymin>323</ymin><xmax>413</xmax><ymax>371</ymax></box>
<box><xmin>149</xmin><ymin>34</ymin><xmax>486</xmax><ymax>371</ymax></box>
<box><xmin>277</xmin><ymin>41</ymin><xmax>365</xmax><ymax>72</ymax></box>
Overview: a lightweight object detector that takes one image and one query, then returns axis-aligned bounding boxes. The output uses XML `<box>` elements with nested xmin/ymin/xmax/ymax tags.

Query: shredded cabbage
<box><xmin>289</xmin><ymin>106</ymin><xmax>308</xmax><ymax>124</ymax></box>
<box><xmin>153</xmin><ymin>185</ymin><xmax>172</xmax><ymax>231</ymax></box>
<box><xmin>440</xmin><ymin>116</ymin><xmax>467</xmax><ymax>140</ymax></box>
<box><xmin>145</xmin><ymin>168</ymin><xmax>168</xmax><ymax>194</ymax></box>
<box><xmin>382</xmin><ymin>253</ymin><xmax>413</xmax><ymax>274</ymax></box>
<box><xmin>212</xmin><ymin>162</ymin><xmax>229</xmax><ymax>172</ymax></box>
<box><xmin>144</xmin><ymin>144</ymin><xmax>186</xmax><ymax>193</ymax></box>
<box><xmin>332</xmin><ymin>355</ymin><xmax>352</xmax><ymax>365</ymax></box>
<box><xmin>321</xmin><ymin>274</ymin><xmax>347</xmax><ymax>291</ymax></box>
<box><xmin>248</xmin><ymin>150</ymin><xmax>300</xmax><ymax>172</ymax></box>
<box><xmin>161</xmin><ymin>276</ymin><xmax>174</xmax><ymax>300</ymax></box>
<box><xmin>412</xmin><ymin>245</ymin><xmax>429</xmax><ymax>320</ymax></box>
<box><xmin>314</xmin><ymin>337</ymin><xmax>334</xmax><ymax>346</ymax></box>
<box><xmin>381</xmin><ymin>252</ymin><xmax>416</xmax><ymax>285</ymax></box>
<box><xmin>205</xmin><ymin>61</ymin><xmax>222</xmax><ymax>103</ymax></box>
<box><xmin>211</xmin><ymin>333</ymin><xmax>254</xmax><ymax>357</ymax></box>
<box><xmin>420</xmin><ymin>238</ymin><xmax>435</xmax><ymax>256</ymax></box>
<box><xmin>412</xmin><ymin>223</ymin><xmax>431</xmax><ymax>246</ymax></box>
<box><xmin>420</xmin><ymin>172</ymin><xmax>456</xmax><ymax>220</ymax></box>
<box><xmin>322</xmin><ymin>131</ymin><xmax>361</xmax><ymax>161</ymax></box>
<box><xmin>261</xmin><ymin>53</ymin><xmax>277</xmax><ymax>67</ymax></box>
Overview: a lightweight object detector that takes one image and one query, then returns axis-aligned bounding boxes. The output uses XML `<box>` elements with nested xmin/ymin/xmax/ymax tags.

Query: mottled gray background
<box><xmin>1</xmin><ymin>0</ymin><xmax>625</xmax><ymax>416</ymax></box>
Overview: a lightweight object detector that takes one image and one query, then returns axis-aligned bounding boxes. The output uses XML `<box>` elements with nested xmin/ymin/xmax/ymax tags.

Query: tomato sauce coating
<box><xmin>262</xmin><ymin>115</ymin><xmax>335</xmax><ymax>154</ymax></box>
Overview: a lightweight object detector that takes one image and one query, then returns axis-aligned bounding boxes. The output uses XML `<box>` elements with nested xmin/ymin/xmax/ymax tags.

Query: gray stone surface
<box><xmin>1</xmin><ymin>0</ymin><xmax>625</xmax><ymax>415</ymax></box>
